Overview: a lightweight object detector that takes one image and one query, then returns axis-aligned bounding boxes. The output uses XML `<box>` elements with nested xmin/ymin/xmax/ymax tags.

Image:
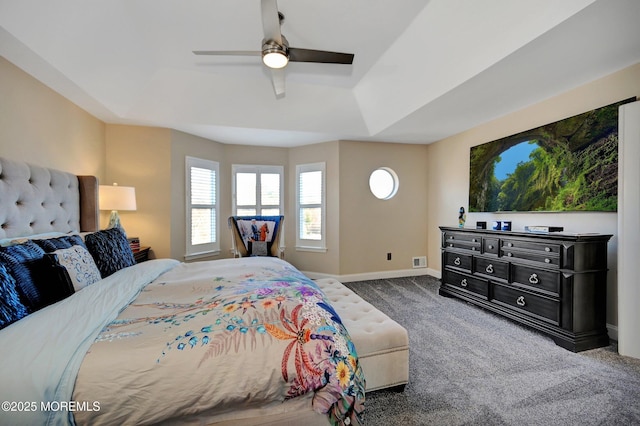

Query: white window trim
<box><xmin>296</xmin><ymin>162</ymin><xmax>326</xmax><ymax>251</ymax></box>
<box><xmin>185</xmin><ymin>156</ymin><xmax>220</xmax><ymax>260</ymax></box>
<box><xmin>231</xmin><ymin>164</ymin><xmax>284</xmax><ymax>216</ymax></box>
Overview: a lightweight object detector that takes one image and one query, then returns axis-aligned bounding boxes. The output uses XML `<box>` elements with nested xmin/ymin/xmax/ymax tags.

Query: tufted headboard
<box><xmin>0</xmin><ymin>157</ymin><xmax>99</xmax><ymax>239</ymax></box>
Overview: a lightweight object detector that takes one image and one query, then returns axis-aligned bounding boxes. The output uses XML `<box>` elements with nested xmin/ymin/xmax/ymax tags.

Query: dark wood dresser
<box><xmin>439</xmin><ymin>226</ymin><xmax>611</xmax><ymax>352</ymax></box>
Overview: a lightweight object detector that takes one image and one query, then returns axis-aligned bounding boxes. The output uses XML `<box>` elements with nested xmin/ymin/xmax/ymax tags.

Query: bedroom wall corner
<box><xmin>105</xmin><ymin>124</ymin><xmax>172</xmax><ymax>259</ymax></box>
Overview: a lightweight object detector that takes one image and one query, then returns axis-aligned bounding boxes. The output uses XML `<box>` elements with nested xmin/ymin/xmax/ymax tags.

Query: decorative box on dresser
<box><xmin>439</xmin><ymin>226</ymin><xmax>612</xmax><ymax>352</ymax></box>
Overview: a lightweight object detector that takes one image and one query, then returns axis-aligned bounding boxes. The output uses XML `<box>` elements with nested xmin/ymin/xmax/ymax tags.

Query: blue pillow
<box><xmin>0</xmin><ymin>241</ymin><xmax>46</xmax><ymax>312</ymax></box>
<box><xmin>0</xmin><ymin>263</ymin><xmax>29</xmax><ymax>330</ymax></box>
<box><xmin>85</xmin><ymin>228</ymin><xmax>136</xmax><ymax>278</ymax></box>
<box><xmin>33</xmin><ymin>234</ymin><xmax>85</xmax><ymax>252</ymax></box>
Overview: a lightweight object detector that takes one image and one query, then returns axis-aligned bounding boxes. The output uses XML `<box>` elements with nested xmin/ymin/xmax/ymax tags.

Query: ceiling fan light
<box><xmin>263</xmin><ymin>51</ymin><xmax>288</xmax><ymax>69</ymax></box>
<box><xmin>262</xmin><ymin>42</ymin><xmax>289</xmax><ymax>69</ymax></box>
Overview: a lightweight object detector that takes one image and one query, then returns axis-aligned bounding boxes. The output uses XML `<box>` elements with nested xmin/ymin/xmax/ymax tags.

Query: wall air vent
<box><xmin>412</xmin><ymin>256</ymin><xmax>427</xmax><ymax>268</ymax></box>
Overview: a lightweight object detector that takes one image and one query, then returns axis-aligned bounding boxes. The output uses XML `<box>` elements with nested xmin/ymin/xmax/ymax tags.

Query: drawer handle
<box><xmin>472</xmin><ymin>247</ymin><xmax>477</xmax><ymax>251</ymax></box>
<box><xmin>472</xmin><ymin>238</ymin><xmax>477</xmax><ymax>242</ymax></box>
<box><xmin>454</xmin><ymin>257</ymin><xmax>461</xmax><ymax>266</ymax></box>
<box><xmin>529</xmin><ymin>273</ymin><xmax>539</xmax><ymax>284</ymax></box>
<box><xmin>507</xmin><ymin>252</ymin><xmax>513</xmax><ymax>257</ymax></box>
<box><xmin>507</xmin><ymin>242</ymin><xmax>513</xmax><ymax>247</ymax></box>
<box><xmin>485</xmin><ymin>264</ymin><xmax>494</xmax><ymax>274</ymax></box>
<box><xmin>449</xmin><ymin>235</ymin><xmax>454</xmax><ymax>240</ymax></box>
<box><xmin>449</xmin><ymin>243</ymin><xmax>454</xmax><ymax>247</ymax></box>
<box><xmin>461</xmin><ymin>279</ymin><xmax>468</xmax><ymax>287</ymax></box>
<box><xmin>545</xmin><ymin>258</ymin><xmax>551</xmax><ymax>263</ymax></box>
<box><xmin>516</xmin><ymin>296</ymin><xmax>526</xmax><ymax>307</ymax></box>
<box><xmin>545</xmin><ymin>247</ymin><xmax>551</xmax><ymax>252</ymax></box>
<box><xmin>488</xmin><ymin>244</ymin><xmax>494</xmax><ymax>250</ymax></box>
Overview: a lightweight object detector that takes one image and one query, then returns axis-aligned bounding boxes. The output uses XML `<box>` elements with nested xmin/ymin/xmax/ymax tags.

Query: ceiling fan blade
<box><xmin>270</xmin><ymin>68</ymin><xmax>285</xmax><ymax>98</ymax></box>
<box><xmin>288</xmin><ymin>48</ymin><xmax>354</xmax><ymax>65</ymax></box>
<box><xmin>193</xmin><ymin>50</ymin><xmax>261</xmax><ymax>56</ymax></box>
<box><xmin>261</xmin><ymin>0</ymin><xmax>282</xmax><ymax>44</ymax></box>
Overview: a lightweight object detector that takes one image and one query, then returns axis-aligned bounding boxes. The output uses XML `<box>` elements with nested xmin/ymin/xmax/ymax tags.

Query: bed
<box><xmin>0</xmin><ymin>157</ymin><xmax>365</xmax><ymax>426</ymax></box>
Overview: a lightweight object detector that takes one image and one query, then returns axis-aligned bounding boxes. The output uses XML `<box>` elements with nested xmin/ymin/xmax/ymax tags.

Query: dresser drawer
<box><xmin>501</xmin><ymin>239</ymin><xmax>561</xmax><ymax>254</ymax></box>
<box><xmin>444</xmin><ymin>252</ymin><xmax>473</xmax><ymax>272</ymax></box>
<box><xmin>502</xmin><ymin>249</ymin><xmax>560</xmax><ymax>266</ymax></box>
<box><xmin>511</xmin><ymin>264</ymin><xmax>560</xmax><ymax>296</ymax></box>
<box><xmin>482</xmin><ymin>238</ymin><xmax>499</xmax><ymax>255</ymax></box>
<box><xmin>443</xmin><ymin>232</ymin><xmax>482</xmax><ymax>252</ymax></box>
<box><xmin>443</xmin><ymin>232</ymin><xmax>482</xmax><ymax>244</ymax></box>
<box><xmin>474</xmin><ymin>257</ymin><xmax>509</xmax><ymax>281</ymax></box>
<box><xmin>492</xmin><ymin>284</ymin><xmax>559</xmax><ymax>325</ymax></box>
<box><xmin>444</xmin><ymin>271</ymin><xmax>488</xmax><ymax>299</ymax></box>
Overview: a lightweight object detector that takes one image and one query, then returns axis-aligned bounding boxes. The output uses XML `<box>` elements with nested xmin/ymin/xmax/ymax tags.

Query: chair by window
<box><xmin>228</xmin><ymin>216</ymin><xmax>284</xmax><ymax>258</ymax></box>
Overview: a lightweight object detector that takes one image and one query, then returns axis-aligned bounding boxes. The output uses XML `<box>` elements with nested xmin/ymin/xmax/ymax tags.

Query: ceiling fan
<box><xmin>193</xmin><ymin>0</ymin><xmax>354</xmax><ymax>98</ymax></box>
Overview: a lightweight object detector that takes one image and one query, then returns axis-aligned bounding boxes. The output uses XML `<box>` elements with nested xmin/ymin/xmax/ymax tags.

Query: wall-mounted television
<box><xmin>468</xmin><ymin>97</ymin><xmax>635</xmax><ymax>213</ymax></box>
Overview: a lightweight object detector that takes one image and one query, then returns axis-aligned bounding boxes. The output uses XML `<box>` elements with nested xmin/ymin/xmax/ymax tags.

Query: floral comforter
<box><xmin>72</xmin><ymin>257</ymin><xmax>365</xmax><ymax>425</ymax></box>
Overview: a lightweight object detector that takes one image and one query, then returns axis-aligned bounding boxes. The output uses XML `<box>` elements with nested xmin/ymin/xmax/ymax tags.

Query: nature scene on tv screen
<box><xmin>468</xmin><ymin>98</ymin><xmax>635</xmax><ymax>213</ymax></box>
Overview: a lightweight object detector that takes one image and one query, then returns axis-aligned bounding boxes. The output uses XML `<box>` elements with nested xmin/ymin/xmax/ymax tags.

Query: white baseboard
<box><xmin>303</xmin><ymin>268</ymin><xmax>440</xmax><ymax>283</ymax></box>
<box><xmin>607</xmin><ymin>323</ymin><xmax>618</xmax><ymax>342</ymax></box>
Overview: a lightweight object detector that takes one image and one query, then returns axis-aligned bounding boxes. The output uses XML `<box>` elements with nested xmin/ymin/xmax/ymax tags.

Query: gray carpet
<box><xmin>344</xmin><ymin>275</ymin><xmax>640</xmax><ymax>426</ymax></box>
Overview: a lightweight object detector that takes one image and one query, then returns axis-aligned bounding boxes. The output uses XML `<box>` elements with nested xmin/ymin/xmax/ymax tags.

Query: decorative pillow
<box><xmin>51</xmin><ymin>246</ymin><xmax>101</xmax><ymax>291</ymax></box>
<box><xmin>234</xmin><ymin>217</ymin><xmax>280</xmax><ymax>256</ymax></box>
<box><xmin>28</xmin><ymin>255</ymin><xmax>75</xmax><ymax>307</ymax></box>
<box><xmin>84</xmin><ymin>228</ymin><xmax>136</xmax><ymax>278</ymax></box>
<box><xmin>0</xmin><ymin>263</ymin><xmax>29</xmax><ymax>330</ymax></box>
<box><xmin>33</xmin><ymin>234</ymin><xmax>85</xmax><ymax>252</ymax></box>
<box><xmin>0</xmin><ymin>240</ymin><xmax>46</xmax><ymax>311</ymax></box>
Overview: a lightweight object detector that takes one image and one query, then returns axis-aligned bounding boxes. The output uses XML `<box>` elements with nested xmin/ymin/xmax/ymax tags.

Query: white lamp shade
<box><xmin>99</xmin><ymin>184</ymin><xmax>137</xmax><ymax>211</ymax></box>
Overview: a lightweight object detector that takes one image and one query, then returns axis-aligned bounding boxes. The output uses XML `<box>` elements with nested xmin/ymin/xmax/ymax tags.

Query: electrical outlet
<box><xmin>387</xmin><ymin>252</ymin><xmax>392</xmax><ymax>261</ymax></box>
<box><xmin>412</xmin><ymin>256</ymin><xmax>427</xmax><ymax>268</ymax></box>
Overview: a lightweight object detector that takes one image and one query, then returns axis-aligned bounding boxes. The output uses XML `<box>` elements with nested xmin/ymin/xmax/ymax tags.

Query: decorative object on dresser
<box><xmin>524</xmin><ymin>225</ymin><xmax>564</xmax><ymax>234</ymax></box>
<box><xmin>439</xmin><ymin>226</ymin><xmax>611</xmax><ymax>352</ymax></box>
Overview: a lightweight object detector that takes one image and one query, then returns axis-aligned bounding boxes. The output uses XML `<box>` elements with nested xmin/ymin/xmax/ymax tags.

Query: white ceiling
<box><xmin>1</xmin><ymin>0</ymin><xmax>639</xmax><ymax>147</ymax></box>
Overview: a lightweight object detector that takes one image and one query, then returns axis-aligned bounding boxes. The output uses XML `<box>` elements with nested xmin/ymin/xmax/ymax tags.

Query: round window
<box><xmin>369</xmin><ymin>167</ymin><xmax>399</xmax><ymax>200</ymax></box>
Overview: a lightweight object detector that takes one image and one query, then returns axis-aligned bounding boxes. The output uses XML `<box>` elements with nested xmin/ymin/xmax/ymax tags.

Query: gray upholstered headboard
<box><xmin>0</xmin><ymin>157</ymin><xmax>99</xmax><ymax>239</ymax></box>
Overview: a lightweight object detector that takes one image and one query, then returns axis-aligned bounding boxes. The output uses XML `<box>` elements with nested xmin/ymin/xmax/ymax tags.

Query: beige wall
<box><xmin>104</xmin><ymin>125</ymin><xmax>172</xmax><ymax>258</ymax></box>
<box><xmin>338</xmin><ymin>141</ymin><xmax>428</xmax><ymax>276</ymax></box>
<box><xmin>426</xmin><ymin>62</ymin><xmax>640</xmax><ymax>328</ymax></box>
<box><xmin>0</xmin><ymin>56</ymin><xmax>105</xmax><ymax>179</ymax></box>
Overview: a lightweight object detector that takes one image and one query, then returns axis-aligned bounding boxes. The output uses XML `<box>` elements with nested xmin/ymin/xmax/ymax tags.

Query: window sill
<box><xmin>184</xmin><ymin>250</ymin><xmax>220</xmax><ymax>261</ymax></box>
<box><xmin>295</xmin><ymin>246</ymin><xmax>328</xmax><ymax>253</ymax></box>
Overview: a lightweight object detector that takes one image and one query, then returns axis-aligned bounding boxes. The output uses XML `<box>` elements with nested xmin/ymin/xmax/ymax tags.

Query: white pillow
<box><xmin>53</xmin><ymin>245</ymin><xmax>102</xmax><ymax>291</ymax></box>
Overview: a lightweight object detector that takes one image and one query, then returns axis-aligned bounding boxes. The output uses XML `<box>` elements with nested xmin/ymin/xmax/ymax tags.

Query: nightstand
<box><xmin>133</xmin><ymin>247</ymin><xmax>151</xmax><ymax>263</ymax></box>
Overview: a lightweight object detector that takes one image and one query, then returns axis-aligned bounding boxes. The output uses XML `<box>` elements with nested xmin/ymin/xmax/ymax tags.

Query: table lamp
<box><xmin>99</xmin><ymin>183</ymin><xmax>137</xmax><ymax>234</ymax></box>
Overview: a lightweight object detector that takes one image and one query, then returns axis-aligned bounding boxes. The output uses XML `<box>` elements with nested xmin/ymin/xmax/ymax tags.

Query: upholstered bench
<box><xmin>315</xmin><ymin>278</ymin><xmax>409</xmax><ymax>392</ymax></box>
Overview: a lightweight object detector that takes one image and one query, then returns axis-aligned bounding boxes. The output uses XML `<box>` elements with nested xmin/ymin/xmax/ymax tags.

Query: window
<box><xmin>369</xmin><ymin>167</ymin><xmax>399</xmax><ymax>200</ymax></box>
<box><xmin>186</xmin><ymin>156</ymin><xmax>219</xmax><ymax>259</ymax></box>
<box><xmin>296</xmin><ymin>162</ymin><xmax>326</xmax><ymax>251</ymax></box>
<box><xmin>232</xmin><ymin>165</ymin><xmax>284</xmax><ymax>216</ymax></box>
